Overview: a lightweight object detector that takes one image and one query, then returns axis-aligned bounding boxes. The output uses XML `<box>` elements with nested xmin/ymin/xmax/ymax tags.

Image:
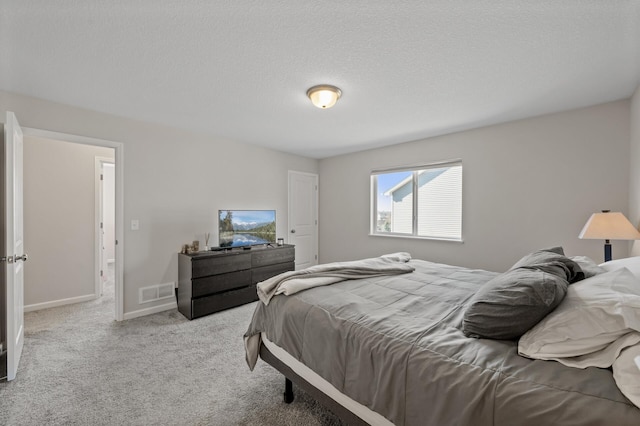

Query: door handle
<box><xmin>290</xmin><ymin>229</ymin><xmax>296</xmax><ymax>234</ymax></box>
<box><xmin>1</xmin><ymin>254</ymin><xmax>28</xmax><ymax>264</ymax></box>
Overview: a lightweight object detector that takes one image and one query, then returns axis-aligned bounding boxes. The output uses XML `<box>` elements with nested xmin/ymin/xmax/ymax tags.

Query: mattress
<box><xmin>245</xmin><ymin>259</ymin><xmax>640</xmax><ymax>425</ymax></box>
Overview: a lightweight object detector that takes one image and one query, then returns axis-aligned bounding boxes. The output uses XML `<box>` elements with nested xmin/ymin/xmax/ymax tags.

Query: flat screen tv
<box><xmin>218</xmin><ymin>210</ymin><xmax>276</xmax><ymax>248</ymax></box>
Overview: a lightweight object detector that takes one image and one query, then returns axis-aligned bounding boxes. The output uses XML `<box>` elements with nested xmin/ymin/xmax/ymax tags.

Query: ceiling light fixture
<box><xmin>306</xmin><ymin>85</ymin><xmax>342</xmax><ymax>109</ymax></box>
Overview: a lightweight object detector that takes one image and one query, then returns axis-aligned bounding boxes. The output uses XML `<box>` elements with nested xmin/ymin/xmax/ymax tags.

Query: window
<box><xmin>371</xmin><ymin>160</ymin><xmax>462</xmax><ymax>241</ymax></box>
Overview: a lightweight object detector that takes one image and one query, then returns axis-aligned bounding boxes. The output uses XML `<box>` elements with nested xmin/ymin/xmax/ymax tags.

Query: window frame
<box><xmin>370</xmin><ymin>159</ymin><xmax>463</xmax><ymax>242</ymax></box>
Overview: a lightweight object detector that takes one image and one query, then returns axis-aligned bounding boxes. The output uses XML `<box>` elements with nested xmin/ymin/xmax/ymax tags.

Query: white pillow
<box><xmin>600</xmin><ymin>256</ymin><xmax>640</xmax><ymax>280</ymax></box>
<box><xmin>613</xmin><ymin>343</ymin><xmax>640</xmax><ymax>408</ymax></box>
<box><xmin>518</xmin><ymin>267</ymin><xmax>640</xmax><ymax>360</ymax></box>
<box><xmin>544</xmin><ymin>332</ymin><xmax>640</xmax><ymax>369</ymax></box>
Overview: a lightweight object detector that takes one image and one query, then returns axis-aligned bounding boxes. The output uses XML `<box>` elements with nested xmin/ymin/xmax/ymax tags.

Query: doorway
<box><xmin>22</xmin><ymin>127</ymin><xmax>124</xmax><ymax>320</ymax></box>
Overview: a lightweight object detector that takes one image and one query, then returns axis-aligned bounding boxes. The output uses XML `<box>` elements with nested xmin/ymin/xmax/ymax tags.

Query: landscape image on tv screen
<box><xmin>218</xmin><ymin>210</ymin><xmax>276</xmax><ymax>248</ymax></box>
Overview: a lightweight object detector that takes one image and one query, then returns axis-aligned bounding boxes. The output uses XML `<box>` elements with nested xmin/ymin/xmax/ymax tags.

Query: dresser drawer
<box><xmin>252</xmin><ymin>247</ymin><xmax>295</xmax><ymax>267</ymax></box>
<box><xmin>191</xmin><ymin>253</ymin><xmax>251</xmax><ymax>278</ymax></box>
<box><xmin>252</xmin><ymin>261</ymin><xmax>295</xmax><ymax>284</ymax></box>
<box><xmin>192</xmin><ymin>270</ymin><xmax>252</xmax><ymax>298</ymax></box>
<box><xmin>192</xmin><ymin>285</ymin><xmax>258</xmax><ymax>319</ymax></box>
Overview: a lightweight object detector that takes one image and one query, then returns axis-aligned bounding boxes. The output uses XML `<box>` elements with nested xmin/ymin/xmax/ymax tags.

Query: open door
<box><xmin>5</xmin><ymin>111</ymin><xmax>26</xmax><ymax>381</ymax></box>
<box><xmin>96</xmin><ymin>158</ymin><xmax>115</xmax><ymax>297</ymax></box>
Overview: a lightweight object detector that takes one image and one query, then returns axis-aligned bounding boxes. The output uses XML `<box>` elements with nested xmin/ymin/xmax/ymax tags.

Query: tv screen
<box><xmin>218</xmin><ymin>210</ymin><xmax>276</xmax><ymax>248</ymax></box>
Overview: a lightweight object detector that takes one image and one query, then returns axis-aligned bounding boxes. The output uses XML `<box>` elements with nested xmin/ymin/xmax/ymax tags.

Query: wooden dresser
<box><xmin>177</xmin><ymin>244</ymin><xmax>294</xmax><ymax>320</ymax></box>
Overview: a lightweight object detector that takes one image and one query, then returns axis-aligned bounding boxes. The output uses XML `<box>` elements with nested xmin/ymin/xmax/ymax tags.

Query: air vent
<box><xmin>139</xmin><ymin>282</ymin><xmax>175</xmax><ymax>304</ymax></box>
<box><xmin>140</xmin><ymin>287</ymin><xmax>156</xmax><ymax>303</ymax></box>
<box><xmin>158</xmin><ymin>283</ymin><xmax>174</xmax><ymax>299</ymax></box>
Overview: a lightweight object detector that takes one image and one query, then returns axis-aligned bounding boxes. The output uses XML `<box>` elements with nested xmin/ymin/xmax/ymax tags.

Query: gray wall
<box><xmin>630</xmin><ymin>85</ymin><xmax>640</xmax><ymax>256</ymax></box>
<box><xmin>319</xmin><ymin>100</ymin><xmax>631</xmax><ymax>272</ymax></box>
<box><xmin>0</xmin><ymin>90</ymin><xmax>318</xmax><ymax>317</ymax></box>
<box><xmin>23</xmin><ymin>136</ymin><xmax>114</xmax><ymax>307</ymax></box>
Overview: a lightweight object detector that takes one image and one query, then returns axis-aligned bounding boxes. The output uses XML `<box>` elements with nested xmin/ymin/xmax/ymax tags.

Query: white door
<box><xmin>96</xmin><ymin>158</ymin><xmax>114</xmax><ymax>297</ymax></box>
<box><xmin>288</xmin><ymin>171</ymin><xmax>318</xmax><ymax>270</ymax></box>
<box><xmin>5</xmin><ymin>112</ymin><xmax>26</xmax><ymax>381</ymax></box>
<box><xmin>97</xmin><ymin>160</ymin><xmax>106</xmax><ymax>296</ymax></box>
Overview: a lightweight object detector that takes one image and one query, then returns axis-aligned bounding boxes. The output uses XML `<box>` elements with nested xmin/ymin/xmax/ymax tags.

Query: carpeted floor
<box><xmin>0</xmin><ymin>276</ymin><xmax>344</xmax><ymax>425</ymax></box>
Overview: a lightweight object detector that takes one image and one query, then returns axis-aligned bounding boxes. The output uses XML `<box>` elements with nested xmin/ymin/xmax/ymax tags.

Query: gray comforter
<box><xmin>244</xmin><ymin>259</ymin><xmax>640</xmax><ymax>426</ymax></box>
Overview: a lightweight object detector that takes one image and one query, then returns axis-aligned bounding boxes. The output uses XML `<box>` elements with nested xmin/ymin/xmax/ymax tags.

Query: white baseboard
<box><xmin>25</xmin><ymin>293</ymin><xmax>177</xmax><ymax>319</ymax></box>
<box><xmin>123</xmin><ymin>299</ymin><xmax>177</xmax><ymax>320</ymax></box>
<box><xmin>24</xmin><ymin>294</ymin><xmax>97</xmax><ymax>312</ymax></box>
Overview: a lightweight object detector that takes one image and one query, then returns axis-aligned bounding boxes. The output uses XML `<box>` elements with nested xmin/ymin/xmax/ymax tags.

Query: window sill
<box><xmin>368</xmin><ymin>233</ymin><xmax>464</xmax><ymax>243</ymax></box>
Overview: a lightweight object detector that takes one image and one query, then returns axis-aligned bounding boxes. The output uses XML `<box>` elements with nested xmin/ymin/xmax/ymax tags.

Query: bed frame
<box><xmin>259</xmin><ymin>343</ymin><xmax>368</xmax><ymax>426</ymax></box>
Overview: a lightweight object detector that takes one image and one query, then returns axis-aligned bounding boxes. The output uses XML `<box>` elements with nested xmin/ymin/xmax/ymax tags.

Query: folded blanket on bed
<box><xmin>256</xmin><ymin>252</ymin><xmax>414</xmax><ymax>305</ymax></box>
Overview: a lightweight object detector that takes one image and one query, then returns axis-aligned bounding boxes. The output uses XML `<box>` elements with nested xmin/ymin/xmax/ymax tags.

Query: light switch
<box><xmin>131</xmin><ymin>219</ymin><xmax>140</xmax><ymax>231</ymax></box>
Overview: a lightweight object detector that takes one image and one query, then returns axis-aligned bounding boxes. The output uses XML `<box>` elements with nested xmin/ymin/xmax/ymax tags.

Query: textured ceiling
<box><xmin>1</xmin><ymin>1</ymin><xmax>639</xmax><ymax>158</ymax></box>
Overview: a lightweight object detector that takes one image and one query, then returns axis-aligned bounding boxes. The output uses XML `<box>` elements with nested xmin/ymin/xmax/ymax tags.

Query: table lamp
<box><xmin>578</xmin><ymin>210</ymin><xmax>640</xmax><ymax>262</ymax></box>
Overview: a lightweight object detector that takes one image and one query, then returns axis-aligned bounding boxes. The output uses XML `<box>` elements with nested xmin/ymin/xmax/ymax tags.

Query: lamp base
<box><xmin>604</xmin><ymin>241</ymin><xmax>612</xmax><ymax>262</ymax></box>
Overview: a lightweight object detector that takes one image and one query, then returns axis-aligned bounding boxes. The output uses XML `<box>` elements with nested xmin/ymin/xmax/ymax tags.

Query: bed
<box><xmin>244</xmin><ymin>251</ymin><xmax>640</xmax><ymax>425</ymax></box>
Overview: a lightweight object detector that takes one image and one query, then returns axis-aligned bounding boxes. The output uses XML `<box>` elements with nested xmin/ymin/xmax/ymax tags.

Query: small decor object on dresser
<box><xmin>178</xmin><ymin>244</ymin><xmax>295</xmax><ymax>320</ymax></box>
<box><xmin>204</xmin><ymin>233</ymin><xmax>210</xmax><ymax>251</ymax></box>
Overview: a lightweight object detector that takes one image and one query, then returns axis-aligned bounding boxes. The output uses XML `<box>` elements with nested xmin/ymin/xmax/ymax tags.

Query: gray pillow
<box><xmin>569</xmin><ymin>255</ymin><xmax>605</xmax><ymax>278</ymax></box>
<box><xmin>510</xmin><ymin>247</ymin><xmax>584</xmax><ymax>283</ymax></box>
<box><xmin>462</xmin><ymin>268</ymin><xmax>568</xmax><ymax>340</ymax></box>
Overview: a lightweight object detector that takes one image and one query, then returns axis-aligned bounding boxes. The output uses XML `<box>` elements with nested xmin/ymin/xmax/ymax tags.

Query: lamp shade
<box><xmin>579</xmin><ymin>211</ymin><xmax>640</xmax><ymax>240</ymax></box>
